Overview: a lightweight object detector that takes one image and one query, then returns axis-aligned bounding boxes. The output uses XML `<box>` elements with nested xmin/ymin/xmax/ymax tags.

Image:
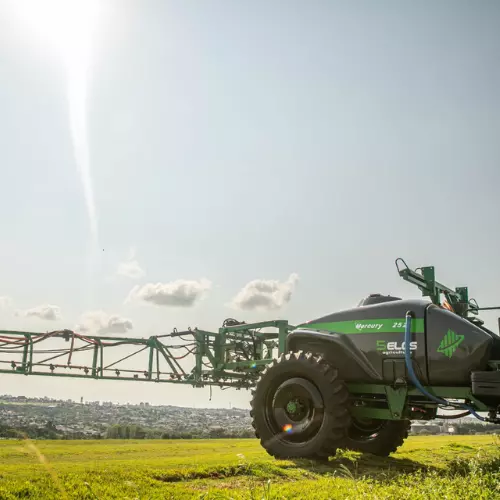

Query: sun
<box><xmin>6</xmin><ymin>0</ymin><xmax>101</xmax><ymax>67</ymax></box>
<box><xmin>7</xmin><ymin>0</ymin><xmax>103</xmax><ymax>246</ymax></box>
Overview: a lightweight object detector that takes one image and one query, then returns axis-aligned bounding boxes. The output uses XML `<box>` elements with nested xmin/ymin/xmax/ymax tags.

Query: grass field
<box><xmin>0</xmin><ymin>435</ymin><xmax>499</xmax><ymax>499</ymax></box>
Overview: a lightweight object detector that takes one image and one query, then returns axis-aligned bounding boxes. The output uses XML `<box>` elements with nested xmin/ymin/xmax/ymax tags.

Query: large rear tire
<box><xmin>341</xmin><ymin>417</ymin><xmax>410</xmax><ymax>456</ymax></box>
<box><xmin>250</xmin><ymin>351</ymin><xmax>351</xmax><ymax>460</ymax></box>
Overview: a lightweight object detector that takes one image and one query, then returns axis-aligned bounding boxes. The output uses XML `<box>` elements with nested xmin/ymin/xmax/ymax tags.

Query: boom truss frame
<box><xmin>0</xmin><ymin>320</ymin><xmax>292</xmax><ymax>390</ymax></box>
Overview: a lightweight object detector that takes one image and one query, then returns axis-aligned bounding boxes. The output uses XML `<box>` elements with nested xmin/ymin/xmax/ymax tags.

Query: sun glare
<box><xmin>7</xmin><ymin>0</ymin><xmax>101</xmax><ymax>65</ymax></box>
<box><xmin>8</xmin><ymin>0</ymin><xmax>102</xmax><ymax>247</ymax></box>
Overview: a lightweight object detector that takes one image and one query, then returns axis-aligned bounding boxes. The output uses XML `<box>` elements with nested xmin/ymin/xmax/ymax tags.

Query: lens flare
<box><xmin>283</xmin><ymin>424</ymin><xmax>293</xmax><ymax>434</ymax></box>
<box><xmin>7</xmin><ymin>0</ymin><xmax>102</xmax><ymax>247</ymax></box>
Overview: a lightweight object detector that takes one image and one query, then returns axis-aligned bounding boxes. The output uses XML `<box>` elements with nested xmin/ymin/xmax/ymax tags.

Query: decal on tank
<box><xmin>298</xmin><ymin>318</ymin><xmax>425</xmax><ymax>334</ymax></box>
<box><xmin>437</xmin><ymin>329</ymin><xmax>464</xmax><ymax>358</ymax></box>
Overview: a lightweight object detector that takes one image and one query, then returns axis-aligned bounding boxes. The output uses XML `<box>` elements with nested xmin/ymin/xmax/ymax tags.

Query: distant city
<box><xmin>0</xmin><ymin>395</ymin><xmax>496</xmax><ymax>440</ymax></box>
<box><xmin>0</xmin><ymin>394</ymin><xmax>254</xmax><ymax>439</ymax></box>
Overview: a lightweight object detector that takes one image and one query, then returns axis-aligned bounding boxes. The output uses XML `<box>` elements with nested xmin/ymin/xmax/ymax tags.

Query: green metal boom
<box><xmin>0</xmin><ymin>320</ymin><xmax>292</xmax><ymax>390</ymax></box>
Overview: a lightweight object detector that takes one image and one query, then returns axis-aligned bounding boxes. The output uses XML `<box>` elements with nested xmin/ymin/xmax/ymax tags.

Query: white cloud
<box><xmin>117</xmin><ymin>260</ymin><xmax>145</xmax><ymax>279</ymax></box>
<box><xmin>127</xmin><ymin>278</ymin><xmax>211</xmax><ymax>307</ymax></box>
<box><xmin>21</xmin><ymin>304</ymin><xmax>62</xmax><ymax>321</ymax></box>
<box><xmin>229</xmin><ymin>273</ymin><xmax>299</xmax><ymax>311</ymax></box>
<box><xmin>117</xmin><ymin>247</ymin><xmax>145</xmax><ymax>279</ymax></box>
<box><xmin>0</xmin><ymin>296</ymin><xmax>13</xmax><ymax>309</ymax></box>
<box><xmin>75</xmin><ymin>311</ymin><xmax>133</xmax><ymax>335</ymax></box>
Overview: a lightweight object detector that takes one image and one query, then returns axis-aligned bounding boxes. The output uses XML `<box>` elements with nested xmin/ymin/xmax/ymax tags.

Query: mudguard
<box><xmin>287</xmin><ymin>329</ymin><xmax>383</xmax><ymax>383</ymax></box>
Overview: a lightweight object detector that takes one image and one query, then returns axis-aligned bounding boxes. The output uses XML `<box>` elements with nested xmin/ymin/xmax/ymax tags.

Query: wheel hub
<box><xmin>286</xmin><ymin>400</ymin><xmax>299</xmax><ymax>415</ymax></box>
<box><xmin>269</xmin><ymin>377</ymin><xmax>325</xmax><ymax>442</ymax></box>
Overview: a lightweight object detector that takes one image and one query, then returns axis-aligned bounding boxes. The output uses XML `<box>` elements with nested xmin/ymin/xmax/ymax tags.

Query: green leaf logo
<box><xmin>437</xmin><ymin>329</ymin><xmax>464</xmax><ymax>358</ymax></box>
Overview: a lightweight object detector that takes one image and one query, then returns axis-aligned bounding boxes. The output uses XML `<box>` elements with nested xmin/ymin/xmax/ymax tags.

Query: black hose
<box><xmin>435</xmin><ymin>410</ymin><xmax>471</xmax><ymax>419</ymax></box>
<box><xmin>222</xmin><ymin>318</ymin><xmax>245</xmax><ymax>327</ymax></box>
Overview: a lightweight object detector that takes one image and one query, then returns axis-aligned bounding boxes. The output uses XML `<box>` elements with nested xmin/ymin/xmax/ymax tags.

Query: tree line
<box><xmin>0</xmin><ymin>422</ymin><xmax>256</xmax><ymax>440</ymax></box>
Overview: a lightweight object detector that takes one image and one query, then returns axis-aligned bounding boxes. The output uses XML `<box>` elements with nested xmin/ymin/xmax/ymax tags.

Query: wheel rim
<box><xmin>265</xmin><ymin>377</ymin><xmax>325</xmax><ymax>445</ymax></box>
<box><xmin>348</xmin><ymin>417</ymin><xmax>386</xmax><ymax>442</ymax></box>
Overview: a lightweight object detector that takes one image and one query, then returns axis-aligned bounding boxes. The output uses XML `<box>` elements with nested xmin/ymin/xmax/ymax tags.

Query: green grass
<box><xmin>0</xmin><ymin>435</ymin><xmax>499</xmax><ymax>499</ymax></box>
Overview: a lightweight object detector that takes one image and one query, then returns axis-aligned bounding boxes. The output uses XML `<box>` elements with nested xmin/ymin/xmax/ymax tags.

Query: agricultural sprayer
<box><xmin>2</xmin><ymin>258</ymin><xmax>500</xmax><ymax>459</ymax></box>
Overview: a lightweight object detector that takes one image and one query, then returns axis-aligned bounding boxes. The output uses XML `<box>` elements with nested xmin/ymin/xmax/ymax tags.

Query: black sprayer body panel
<box><xmin>286</xmin><ymin>330</ymin><xmax>385</xmax><ymax>383</ymax></box>
<box><xmin>292</xmin><ymin>296</ymin><xmax>497</xmax><ymax>386</ymax></box>
<box><xmin>293</xmin><ymin>298</ymin><xmax>430</xmax><ymax>384</ymax></box>
<box><xmin>425</xmin><ymin>304</ymin><xmax>493</xmax><ymax>386</ymax></box>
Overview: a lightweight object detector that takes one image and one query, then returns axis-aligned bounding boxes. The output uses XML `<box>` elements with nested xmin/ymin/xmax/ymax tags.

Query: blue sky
<box><xmin>0</xmin><ymin>0</ymin><xmax>499</xmax><ymax>408</ymax></box>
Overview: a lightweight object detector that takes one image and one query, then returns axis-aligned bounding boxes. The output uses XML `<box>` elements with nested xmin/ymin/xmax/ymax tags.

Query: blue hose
<box><xmin>403</xmin><ymin>312</ymin><xmax>487</xmax><ymax>422</ymax></box>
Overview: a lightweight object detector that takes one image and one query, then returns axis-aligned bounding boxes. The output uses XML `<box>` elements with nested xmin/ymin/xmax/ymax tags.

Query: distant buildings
<box><xmin>0</xmin><ymin>394</ymin><xmax>253</xmax><ymax>439</ymax></box>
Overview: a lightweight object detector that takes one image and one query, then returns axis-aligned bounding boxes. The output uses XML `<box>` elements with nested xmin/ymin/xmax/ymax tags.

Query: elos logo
<box><xmin>376</xmin><ymin>340</ymin><xmax>417</xmax><ymax>353</ymax></box>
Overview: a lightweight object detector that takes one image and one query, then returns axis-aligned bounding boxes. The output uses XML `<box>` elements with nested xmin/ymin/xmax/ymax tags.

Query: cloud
<box><xmin>21</xmin><ymin>304</ymin><xmax>62</xmax><ymax>321</ymax></box>
<box><xmin>127</xmin><ymin>278</ymin><xmax>211</xmax><ymax>307</ymax></box>
<box><xmin>229</xmin><ymin>273</ymin><xmax>299</xmax><ymax>311</ymax></box>
<box><xmin>0</xmin><ymin>296</ymin><xmax>13</xmax><ymax>309</ymax></box>
<box><xmin>117</xmin><ymin>247</ymin><xmax>145</xmax><ymax>279</ymax></box>
<box><xmin>117</xmin><ymin>260</ymin><xmax>145</xmax><ymax>279</ymax></box>
<box><xmin>75</xmin><ymin>311</ymin><xmax>133</xmax><ymax>335</ymax></box>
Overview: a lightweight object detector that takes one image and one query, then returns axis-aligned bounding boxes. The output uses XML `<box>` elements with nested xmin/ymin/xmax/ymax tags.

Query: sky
<box><xmin>0</xmin><ymin>0</ymin><xmax>499</xmax><ymax>409</ymax></box>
